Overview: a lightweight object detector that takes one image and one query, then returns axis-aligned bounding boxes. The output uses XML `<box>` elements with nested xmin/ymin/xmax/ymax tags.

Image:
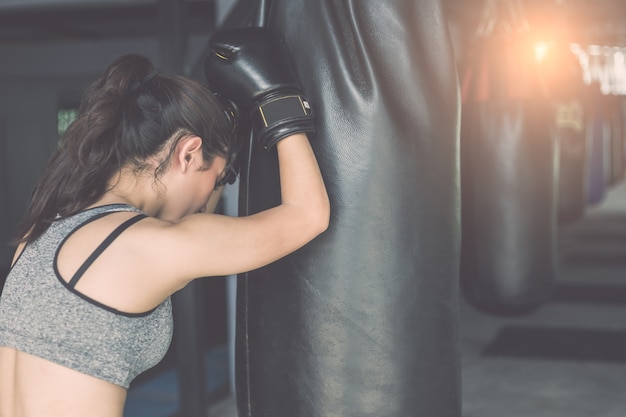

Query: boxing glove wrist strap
<box><xmin>251</xmin><ymin>94</ymin><xmax>315</xmax><ymax>149</ymax></box>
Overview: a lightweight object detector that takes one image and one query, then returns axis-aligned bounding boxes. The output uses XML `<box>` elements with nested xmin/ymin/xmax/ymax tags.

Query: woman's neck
<box><xmin>93</xmin><ymin>169</ymin><xmax>164</xmax><ymax>217</ymax></box>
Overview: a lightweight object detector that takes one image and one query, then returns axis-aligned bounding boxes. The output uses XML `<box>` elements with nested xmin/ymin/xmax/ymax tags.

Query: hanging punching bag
<box><xmin>235</xmin><ymin>1</ymin><xmax>461</xmax><ymax>416</ymax></box>
<box><xmin>460</xmin><ymin>33</ymin><xmax>557</xmax><ymax>315</ymax></box>
<box><xmin>540</xmin><ymin>43</ymin><xmax>587</xmax><ymax>223</ymax></box>
<box><xmin>608</xmin><ymin>95</ymin><xmax>625</xmax><ymax>185</ymax></box>
<box><xmin>554</xmin><ymin>99</ymin><xmax>587</xmax><ymax>223</ymax></box>
<box><xmin>586</xmin><ymin>82</ymin><xmax>607</xmax><ymax>205</ymax></box>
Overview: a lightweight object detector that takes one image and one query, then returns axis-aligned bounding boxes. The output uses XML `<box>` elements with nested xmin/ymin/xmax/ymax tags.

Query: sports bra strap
<box><xmin>68</xmin><ymin>213</ymin><xmax>147</xmax><ymax>288</ymax></box>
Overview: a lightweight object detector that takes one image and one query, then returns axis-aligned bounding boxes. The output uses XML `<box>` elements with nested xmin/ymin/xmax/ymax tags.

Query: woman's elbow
<box><xmin>312</xmin><ymin>196</ymin><xmax>331</xmax><ymax>236</ymax></box>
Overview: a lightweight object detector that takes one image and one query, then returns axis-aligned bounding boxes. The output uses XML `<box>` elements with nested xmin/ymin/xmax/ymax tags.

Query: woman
<box><xmin>0</xmin><ymin>28</ymin><xmax>329</xmax><ymax>417</ymax></box>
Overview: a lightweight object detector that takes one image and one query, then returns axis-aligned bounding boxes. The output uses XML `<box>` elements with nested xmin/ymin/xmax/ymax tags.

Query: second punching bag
<box><xmin>460</xmin><ymin>33</ymin><xmax>558</xmax><ymax>315</ymax></box>
<box><xmin>539</xmin><ymin>42</ymin><xmax>587</xmax><ymax>223</ymax></box>
<box><xmin>586</xmin><ymin>82</ymin><xmax>608</xmax><ymax>205</ymax></box>
<box><xmin>235</xmin><ymin>2</ymin><xmax>461</xmax><ymax>417</ymax></box>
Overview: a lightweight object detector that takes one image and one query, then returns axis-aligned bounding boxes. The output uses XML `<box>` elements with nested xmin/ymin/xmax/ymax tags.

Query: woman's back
<box><xmin>0</xmin><ymin>205</ymin><xmax>173</xmax><ymax>417</ymax></box>
<box><xmin>0</xmin><ymin>347</ymin><xmax>126</xmax><ymax>417</ymax></box>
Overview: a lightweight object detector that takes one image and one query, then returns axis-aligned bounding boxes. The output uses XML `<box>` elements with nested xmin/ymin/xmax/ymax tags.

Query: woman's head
<box><xmin>16</xmin><ymin>54</ymin><xmax>236</xmax><ymax>243</ymax></box>
<box><xmin>73</xmin><ymin>53</ymin><xmax>234</xmax><ymax>191</ymax></box>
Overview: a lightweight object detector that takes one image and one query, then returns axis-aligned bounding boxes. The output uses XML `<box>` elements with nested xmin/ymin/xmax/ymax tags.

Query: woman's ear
<box><xmin>176</xmin><ymin>136</ymin><xmax>203</xmax><ymax>172</ymax></box>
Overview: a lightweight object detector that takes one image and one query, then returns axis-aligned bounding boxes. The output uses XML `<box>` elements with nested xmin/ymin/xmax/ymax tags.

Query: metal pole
<box><xmin>252</xmin><ymin>0</ymin><xmax>269</xmax><ymax>27</ymax></box>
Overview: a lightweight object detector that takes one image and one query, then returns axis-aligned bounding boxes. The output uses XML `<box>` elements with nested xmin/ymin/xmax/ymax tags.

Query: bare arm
<box><xmin>141</xmin><ymin>27</ymin><xmax>329</xmax><ymax>294</ymax></box>
<box><xmin>144</xmin><ymin>132</ymin><xmax>329</xmax><ymax>292</ymax></box>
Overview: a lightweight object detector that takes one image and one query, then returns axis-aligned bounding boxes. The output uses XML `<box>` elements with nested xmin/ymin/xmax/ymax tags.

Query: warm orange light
<box><xmin>534</xmin><ymin>41</ymin><xmax>550</xmax><ymax>62</ymax></box>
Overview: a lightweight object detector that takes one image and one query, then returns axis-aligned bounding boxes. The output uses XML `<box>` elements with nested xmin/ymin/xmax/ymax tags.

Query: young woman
<box><xmin>0</xmin><ymin>27</ymin><xmax>329</xmax><ymax>417</ymax></box>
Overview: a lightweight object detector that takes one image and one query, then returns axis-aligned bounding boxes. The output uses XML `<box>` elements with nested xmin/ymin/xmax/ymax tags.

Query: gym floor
<box><xmin>127</xmin><ymin>180</ymin><xmax>626</xmax><ymax>417</ymax></box>
<box><xmin>461</xmin><ymin>178</ymin><xmax>626</xmax><ymax>417</ymax></box>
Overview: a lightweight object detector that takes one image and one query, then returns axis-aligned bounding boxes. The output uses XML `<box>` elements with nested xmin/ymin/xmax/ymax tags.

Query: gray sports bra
<box><xmin>0</xmin><ymin>204</ymin><xmax>173</xmax><ymax>388</ymax></box>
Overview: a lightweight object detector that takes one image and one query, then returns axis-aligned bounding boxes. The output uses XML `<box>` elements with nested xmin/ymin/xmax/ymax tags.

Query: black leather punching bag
<box><xmin>586</xmin><ymin>82</ymin><xmax>607</xmax><ymax>205</ymax></box>
<box><xmin>460</xmin><ymin>33</ymin><xmax>557</xmax><ymax>315</ymax></box>
<box><xmin>236</xmin><ymin>2</ymin><xmax>461</xmax><ymax>417</ymax></box>
<box><xmin>608</xmin><ymin>95</ymin><xmax>625</xmax><ymax>185</ymax></box>
<box><xmin>541</xmin><ymin>43</ymin><xmax>587</xmax><ymax>223</ymax></box>
<box><xmin>554</xmin><ymin>99</ymin><xmax>587</xmax><ymax>223</ymax></box>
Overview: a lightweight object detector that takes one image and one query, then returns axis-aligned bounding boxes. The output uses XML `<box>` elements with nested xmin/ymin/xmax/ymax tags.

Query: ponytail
<box><xmin>14</xmin><ymin>54</ymin><xmax>233</xmax><ymax>244</ymax></box>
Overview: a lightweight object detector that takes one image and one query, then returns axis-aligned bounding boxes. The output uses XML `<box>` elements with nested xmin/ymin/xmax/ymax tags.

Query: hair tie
<box><xmin>143</xmin><ymin>70</ymin><xmax>159</xmax><ymax>84</ymax></box>
<box><xmin>130</xmin><ymin>70</ymin><xmax>159</xmax><ymax>92</ymax></box>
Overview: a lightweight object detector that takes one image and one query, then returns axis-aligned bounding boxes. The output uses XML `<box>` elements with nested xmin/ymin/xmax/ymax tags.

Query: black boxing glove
<box><xmin>213</xmin><ymin>93</ymin><xmax>242</xmax><ymax>188</ymax></box>
<box><xmin>204</xmin><ymin>27</ymin><xmax>314</xmax><ymax>150</ymax></box>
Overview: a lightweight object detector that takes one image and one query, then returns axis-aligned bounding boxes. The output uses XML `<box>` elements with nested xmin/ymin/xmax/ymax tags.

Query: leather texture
<box><xmin>235</xmin><ymin>2</ymin><xmax>461</xmax><ymax>416</ymax></box>
<box><xmin>460</xmin><ymin>34</ymin><xmax>557</xmax><ymax>315</ymax></box>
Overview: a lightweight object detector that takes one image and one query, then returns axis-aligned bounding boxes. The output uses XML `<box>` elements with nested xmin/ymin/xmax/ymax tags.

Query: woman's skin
<box><xmin>0</xmin><ymin>132</ymin><xmax>329</xmax><ymax>417</ymax></box>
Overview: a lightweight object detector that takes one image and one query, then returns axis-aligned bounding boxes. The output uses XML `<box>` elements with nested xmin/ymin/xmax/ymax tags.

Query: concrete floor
<box><xmin>207</xmin><ymin>180</ymin><xmax>626</xmax><ymax>417</ymax></box>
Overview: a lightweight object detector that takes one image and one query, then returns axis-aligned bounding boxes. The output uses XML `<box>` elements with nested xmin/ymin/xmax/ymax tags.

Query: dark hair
<box><xmin>15</xmin><ymin>54</ymin><xmax>234</xmax><ymax>244</ymax></box>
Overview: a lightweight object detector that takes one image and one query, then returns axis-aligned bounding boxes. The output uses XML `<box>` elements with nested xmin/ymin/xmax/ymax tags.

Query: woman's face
<box><xmin>195</xmin><ymin>155</ymin><xmax>228</xmax><ymax>213</ymax></box>
<box><xmin>159</xmin><ymin>153</ymin><xmax>227</xmax><ymax>221</ymax></box>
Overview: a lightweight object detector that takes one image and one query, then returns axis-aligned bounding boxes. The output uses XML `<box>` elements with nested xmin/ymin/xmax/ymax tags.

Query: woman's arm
<box><xmin>136</xmin><ymin>27</ymin><xmax>330</xmax><ymax>294</ymax></box>
<box><xmin>166</xmin><ymin>132</ymin><xmax>327</xmax><ymax>279</ymax></box>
